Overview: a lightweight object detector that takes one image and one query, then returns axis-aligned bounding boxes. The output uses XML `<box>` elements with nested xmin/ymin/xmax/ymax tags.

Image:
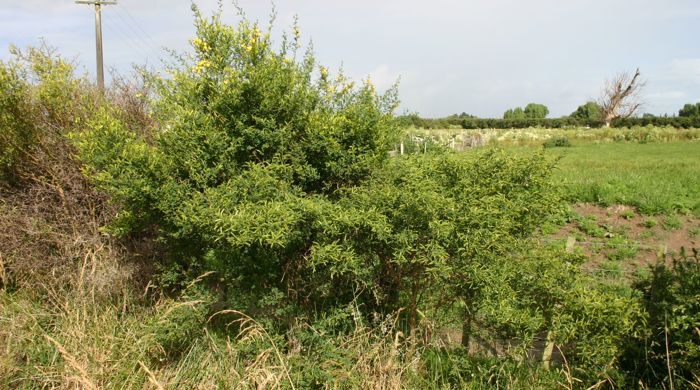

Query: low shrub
<box><xmin>621</xmin><ymin>250</ymin><xmax>700</xmax><ymax>387</ymax></box>
<box><xmin>542</xmin><ymin>136</ymin><xmax>571</xmax><ymax>148</ymax></box>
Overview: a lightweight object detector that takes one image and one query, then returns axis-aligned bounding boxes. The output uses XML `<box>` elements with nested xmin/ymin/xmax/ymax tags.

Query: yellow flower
<box><xmin>365</xmin><ymin>77</ymin><xmax>376</xmax><ymax>95</ymax></box>
<box><xmin>341</xmin><ymin>82</ymin><xmax>355</xmax><ymax>94</ymax></box>
<box><xmin>192</xmin><ymin>38</ymin><xmax>209</xmax><ymax>52</ymax></box>
<box><xmin>192</xmin><ymin>59</ymin><xmax>211</xmax><ymax>73</ymax></box>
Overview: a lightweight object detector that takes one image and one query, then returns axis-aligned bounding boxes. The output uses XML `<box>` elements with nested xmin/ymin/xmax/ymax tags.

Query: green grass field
<box><xmin>454</xmin><ymin>139</ymin><xmax>700</xmax><ymax>216</ymax></box>
<box><xmin>547</xmin><ymin>141</ymin><xmax>700</xmax><ymax>215</ymax></box>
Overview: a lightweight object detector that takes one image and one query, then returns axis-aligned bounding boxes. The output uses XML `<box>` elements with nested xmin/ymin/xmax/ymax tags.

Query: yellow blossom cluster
<box><xmin>244</xmin><ymin>26</ymin><xmax>264</xmax><ymax>53</ymax></box>
<box><xmin>192</xmin><ymin>59</ymin><xmax>212</xmax><ymax>74</ymax></box>
<box><xmin>192</xmin><ymin>38</ymin><xmax>210</xmax><ymax>52</ymax></box>
<box><xmin>365</xmin><ymin>78</ymin><xmax>376</xmax><ymax>95</ymax></box>
<box><xmin>340</xmin><ymin>81</ymin><xmax>354</xmax><ymax>94</ymax></box>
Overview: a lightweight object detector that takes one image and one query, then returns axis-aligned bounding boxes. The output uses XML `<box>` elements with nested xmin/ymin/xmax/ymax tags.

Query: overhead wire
<box><xmin>112</xmin><ymin>7</ymin><xmax>159</xmax><ymax>57</ymax></box>
<box><xmin>119</xmin><ymin>5</ymin><xmax>162</xmax><ymax>53</ymax></box>
<box><xmin>102</xmin><ymin>10</ymin><xmax>152</xmax><ymax>66</ymax></box>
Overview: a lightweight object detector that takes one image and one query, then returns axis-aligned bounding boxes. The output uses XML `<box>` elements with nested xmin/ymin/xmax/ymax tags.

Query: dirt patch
<box><xmin>551</xmin><ymin>203</ymin><xmax>700</xmax><ymax>272</ymax></box>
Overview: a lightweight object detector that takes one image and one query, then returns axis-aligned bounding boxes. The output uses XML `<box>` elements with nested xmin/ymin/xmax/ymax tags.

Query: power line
<box><xmin>112</xmin><ymin>7</ymin><xmax>159</xmax><ymax>56</ymax></box>
<box><xmin>106</xmin><ymin>13</ymin><xmax>152</xmax><ymax>58</ymax></box>
<box><xmin>102</xmin><ymin>15</ymin><xmax>151</xmax><ymax>66</ymax></box>
<box><xmin>119</xmin><ymin>5</ymin><xmax>162</xmax><ymax>52</ymax></box>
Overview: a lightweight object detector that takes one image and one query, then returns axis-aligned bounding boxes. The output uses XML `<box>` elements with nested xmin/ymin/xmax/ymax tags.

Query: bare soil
<box><xmin>552</xmin><ymin>203</ymin><xmax>700</xmax><ymax>272</ymax></box>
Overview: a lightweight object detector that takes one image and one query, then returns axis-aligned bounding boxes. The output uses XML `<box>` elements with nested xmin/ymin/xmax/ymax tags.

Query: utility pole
<box><xmin>76</xmin><ymin>1</ymin><xmax>116</xmax><ymax>93</ymax></box>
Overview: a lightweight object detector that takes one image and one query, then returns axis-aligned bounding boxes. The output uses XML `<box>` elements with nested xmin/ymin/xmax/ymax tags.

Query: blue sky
<box><xmin>2</xmin><ymin>0</ymin><xmax>699</xmax><ymax>117</ymax></box>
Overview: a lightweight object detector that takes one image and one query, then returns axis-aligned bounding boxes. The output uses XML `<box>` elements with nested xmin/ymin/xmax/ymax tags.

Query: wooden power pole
<box><xmin>76</xmin><ymin>1</ymin><xmax>116</xmax><ymax>92</ymax></box>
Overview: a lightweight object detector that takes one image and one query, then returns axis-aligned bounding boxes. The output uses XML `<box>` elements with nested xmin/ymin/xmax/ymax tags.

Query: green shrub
<box><xmin>620</xmin><ymin>209</ymin><xmax>635</xmax><ymax>220</ymax></box>
<box><xmin>0</xmin><ymin>44</ymin><xmax>99</xmax><ymax>184</ymax></box>
<box><xmin>551</xmin><ymin>281</ymin><xmax>644</xmax><ymax>381</ymax></box>
<box><xmin>0</xmin><ymin>57</ymin><xmax>35</xmax><ymax>179</ymax></box>
<box><xmin>74</xmin><ymin>7</ymin><xmax>401</xmax><ymax>319</ymax></box>
<box><xmin>621</xmin><ymin>250</ymin><xmax>700</xmax><ymax>387</ymax></box>
<box><xmin>542</xmin><ymin>136</ymin><xmax>571</xmax><ymax>148</ymax></box>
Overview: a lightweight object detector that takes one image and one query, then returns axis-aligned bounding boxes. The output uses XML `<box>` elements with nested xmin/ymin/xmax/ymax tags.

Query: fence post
<box><xmin>565</xmin><ymin>236</ymin><xmax>576</xmax><ymax>253</ymax></box>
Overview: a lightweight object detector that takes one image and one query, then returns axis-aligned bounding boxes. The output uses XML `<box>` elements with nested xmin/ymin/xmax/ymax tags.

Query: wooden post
<box><xmin>565</xmin><ymin>236</ymin><xmax>576</xmax><ymax>253</ymax></box>
<box><xmin>76</xmin><ymin>1</ymin><xmax>117</xmax><ymax>93</ymax></box>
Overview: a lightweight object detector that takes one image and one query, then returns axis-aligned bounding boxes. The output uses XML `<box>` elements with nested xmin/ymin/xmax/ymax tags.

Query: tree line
<box><xmin>399</xmin><ymin>100</ymin><xmax>700</xmax><ymax>130</ymax></box>
<box><xmin>401</xmin><ymin>66</ymin><xmax>700</xmax><ymax>129</ymax></box>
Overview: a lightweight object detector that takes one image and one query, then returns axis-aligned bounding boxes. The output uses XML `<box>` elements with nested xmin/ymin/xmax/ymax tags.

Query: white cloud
<box><xmin>647</xmin><ymin>91</ymin><xmax>686</xmax><ymax>100</ymax></box>
<box><xmin>669</xmin><ymin>59</ymin><xmax>700</xmax><ymax>85</ymax></box>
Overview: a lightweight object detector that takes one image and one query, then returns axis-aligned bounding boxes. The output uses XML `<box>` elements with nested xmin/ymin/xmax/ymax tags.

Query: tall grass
<box><xmin>407</xmin><ymin>126</ymin><xmax>700</xmax><ymax>149</ymax></box>
<box><xmin>0</xmin><ymin>253</ymin><xmax>571</xmax><ymax>389</ymax></box>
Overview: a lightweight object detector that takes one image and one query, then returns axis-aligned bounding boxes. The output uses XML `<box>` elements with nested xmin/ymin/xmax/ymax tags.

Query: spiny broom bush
<box><xmin>74</xmin><ymin>5</ymin><xmax>400</xmax><ymax>316</ymax></box>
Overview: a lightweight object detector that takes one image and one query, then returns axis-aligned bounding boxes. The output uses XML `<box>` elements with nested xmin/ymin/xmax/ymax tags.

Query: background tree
<box><xmin>570</xmin><ymin>101</ymin><xmax>602</xmax><ymax>121</ymax></box>
<box><xmin>678</xmin><ymin>102</ymin><xmax>700</xmax><ymax>117</ymax></box>
<box><xmin>599</xmin><ymin>68</ymin><xmax>645</xmax><ymax>127</ymax></box>
<box><xmin>504</xmin><ymin>104</ymin><xmax>548</xmax><ymax>119</ymax></box>
<box><xmin>523</xmin><ymin>103</ymin><xmax>549</xmax><ymax>119</ymax></box>
<box><xmin>503</xmin><ymin>107</ymin><xmax>525</xmax><ymax>119</ymax></box>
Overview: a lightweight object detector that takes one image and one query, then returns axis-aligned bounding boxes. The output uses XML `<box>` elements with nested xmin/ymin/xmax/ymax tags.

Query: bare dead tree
<box><xmin>599</xmin><ymin>68</ymin><xmax>645</xmax><ymax>127</ymax></box>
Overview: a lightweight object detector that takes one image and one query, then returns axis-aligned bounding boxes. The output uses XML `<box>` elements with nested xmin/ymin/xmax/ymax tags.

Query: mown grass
<box><xmin>414</xmin><ymin>127</ymin><xmax>700</xmax><ymax>215</ymax></box>
<box><xmin>548</xmin><ymin>141</ymin><xmax>700</xmax><ymax>216</ymax></box>
<box><xmin>457</xmin><ymin>140</ymin><xmax>700</xmax><ymax>216</ymax></box>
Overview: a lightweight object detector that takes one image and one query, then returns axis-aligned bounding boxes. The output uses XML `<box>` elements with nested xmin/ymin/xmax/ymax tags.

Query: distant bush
<box><xmin>612</xmin><ymin>116</ymin><xmax>700</xmax><ymax>128</ymax></box>
<box><xmin>542</xmin><ymin>136</ymin><xmax>571</xmax><ymax>148</ymax></box>
<box><xmin>459</xmin><ymin>117</ymin><xmax>598</xmax><ymax>129</ymax></box>
<box><xmin>503</xmin><ymin>107</ymin><xmax>526</xmax><ymax>119</ymax></box>
<box><xmin>458</xmin><ymin>116</ymin><xmax>700</xmax><ymax>130</ymax></box>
